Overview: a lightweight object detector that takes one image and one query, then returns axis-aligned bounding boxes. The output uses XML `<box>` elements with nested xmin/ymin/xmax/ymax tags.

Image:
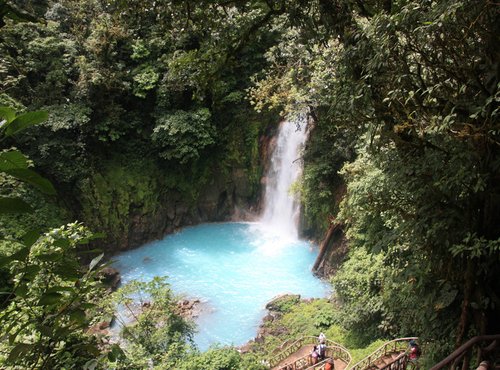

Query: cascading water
<box><xmin>260</xmin><ymin>116</ymin><xmax>309</xmax><ymax>239</ymax></box>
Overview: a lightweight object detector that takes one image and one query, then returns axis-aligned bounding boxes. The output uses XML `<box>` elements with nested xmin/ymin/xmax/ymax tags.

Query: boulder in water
<box><xmin>177</xmin><ymin>298</ymin><xmax>202</xmax><ymax>318</ymax></box>
<box><xmin>100</xmin><ymin>267</ymin><xmax>121</xmax><ymax>291</ymax></box>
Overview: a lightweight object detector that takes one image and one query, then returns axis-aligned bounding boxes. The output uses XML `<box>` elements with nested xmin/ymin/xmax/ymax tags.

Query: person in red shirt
<box><xmin>408</xmin><ymin>340</ymin><xmax>421</xmax><ymax>369</ymax></box>
<box><xmin>325</xmin><ymin>357</ymin><xmax>335</xmax><ymax>370</ymax></box>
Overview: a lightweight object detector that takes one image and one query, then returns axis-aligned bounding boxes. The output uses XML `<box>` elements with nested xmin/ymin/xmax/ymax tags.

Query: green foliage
<box><xmin>0</xmin><ymin>223</ymin><xmax>105</xmax><ymax>369</ymax></box>
<box><xmin>152</xmin><ymin>108</ymin><xmax>215</xmax><ymax>164</ymax></box>
<box><xmin>267</xmin><ymin>294</ymin><xmax>301</xmax><ymax>313</ymax></box>
<box><xmin>0</xmin><ymin>107</ymin><xmax>47</xmax><ymax>136</ymax></box>
<box><xmin>176</xmin><ymin>346</ymin><xmax>266</xmax><ymax>370</ymax></box>
<box><xmin>102</xmin><ymin>277</ymin><xmax>194</xmax><ymax>369</ymax></box>
<box><xmin>132</xmin><ymin>64</ymin><xmax>159</xmax><ymax>98</ymax></box>
<box><xmin>78</xmin><ymin>155</ymin><xmax>164</xmax><ymax>246</ymax></box>
<box><xmin>130</xmin><ymin>39</ymin><xmax>150</xmax><ymax>61</ymax></box>
<box><xmin>0</xmin><ymin>146</ymin><xmax>55</xmax><ymax>196</ymax></box>
<box><xmin>450</xmin><ymin>234</ymin><xmax>500</xmax><ymax>259</ymax></box>
<box><xmin>42</xmin><ymin>103</ymin><xmax>92</xmax><ymax>131</ymax></box>
<box><xmin>334</xmin><ymin>142</ymin><xmax>478</xmax><ymax>347</ymax></box>
<box><xmin>0</xmin><ymin>174</ymin><xmax>67</xmax><ymax>246</ymax></box>
<box><xmin>280</xmin><ymin>300</ymin><xmax>339</xmax><ymax>338</ymax></box>
<box><xmin>301</xmin><ymin>117</ymin><xmax>357</xmax><ymax>235</ymax></box>
<box><xmin>331</xmin><ymin>248</ymin><xmax>386</xmax><ymax>342</ymax></box>
<box><xmin>0</xmin><ymin>108</ymin><xmax>56</xmax><ymax>215</ymax></box>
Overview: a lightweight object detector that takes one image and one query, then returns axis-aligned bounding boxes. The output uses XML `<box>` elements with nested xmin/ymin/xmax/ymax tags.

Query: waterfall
<box><xmin>260</xmin><ymin>116</ymin><xmax>309</xmax><ymax>240</ymax></box>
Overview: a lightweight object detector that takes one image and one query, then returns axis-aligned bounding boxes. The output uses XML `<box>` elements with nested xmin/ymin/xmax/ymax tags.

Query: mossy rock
<box><xmin>265</xmin><ymin>294</ymin><xmax>301</xmax><ymax>313</ymax></box>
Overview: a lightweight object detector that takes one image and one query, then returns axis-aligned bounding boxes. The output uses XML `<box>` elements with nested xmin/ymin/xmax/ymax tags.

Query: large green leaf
<box><xmin>37</xmin><ymin>253</ymin><xmax>62</xmax><ymax>262</ymax></box>
<box><xmin>46</xmin><ymin>286</ymin><xmax>74</xmax><ymax>294</ymax></box>
<box><xmin>0</xmin><ymin>197</ymin><xmax>32</xmax><ymax>213</ymax></box>
<box><xmin>14</xmin><ymin>284</ymin><xmax>28</xmax><ymax>298</ymax></box>
<box><xmin>0</xmin><ymin>150</ymin><xmax>29</xmax><ymax>171</ymax></box>
<box><xmin>3</xmin><ymin>168</ymin><xmax>56</xmax><ymax>195</ymax></box>
<box><xmin>19</xmin><ymin>264</ymin><xmax>41</xmax><ymax>278</ymax></box>
<box><xmin>0</xmin><ymin>106</ymin><xmax>16</xmax><ymax>124</ymax></box>
<box><xmin>7</xmin><ymin>343</ymin><xmax>33</xmax><ymax>363</ymax></box>
<box><xmin>22</xmin><ymin>229</ymin><xmax>41</xmax><ymax>247</ymax></box>
<box><xmin>53</xmin><ymin>264</ymin><xmax>81</xmax><ymax>280</ymax></box>
<box><xmin>38</xmin><ymin>292</ymin><xmax>63</xmax><ymax>306</ymax></box>
<box><xmin>69</xmin><ymin>309</ymin><xmax>86</xmax><ymax>325</ymax></box>
<box><xmin>4</xmin><ymin>110</ymin><xmax>48</xmax><ymax>136</ymax></box>
<box><xmin>107</xmin><ymin>344</ymin><xmax>125</xmax><ymax>362</ymax></box>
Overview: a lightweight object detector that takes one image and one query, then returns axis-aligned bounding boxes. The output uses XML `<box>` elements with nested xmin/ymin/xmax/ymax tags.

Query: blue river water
<box><xmin>112</xmin><ymin>222</ymin><xmax>329</xmax><ymax>350</ymax></box>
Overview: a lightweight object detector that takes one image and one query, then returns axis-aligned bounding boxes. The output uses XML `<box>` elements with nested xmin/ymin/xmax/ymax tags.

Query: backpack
<box><xmin>318</xmin><ymin>344</ymin><xmax>326</xmax><ymax>358</ymax></box>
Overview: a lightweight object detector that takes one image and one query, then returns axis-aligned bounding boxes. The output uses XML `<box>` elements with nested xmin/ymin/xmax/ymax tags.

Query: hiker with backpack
<box><xmin>318</xmin><ymin>341</ymin><xmax>327</xmax><ymax>361</ymax></box>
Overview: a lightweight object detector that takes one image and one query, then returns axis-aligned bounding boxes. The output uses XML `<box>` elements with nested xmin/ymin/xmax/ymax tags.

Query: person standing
<box><xmin>310</xmin><ymin>345</ymin><xmax>319</xmax><ymax>365</ymax></box>
<box><xmin>318</xmin><ymin>332</ymin><xmax>326</xmax><ymax>344</ymax></box>
<box><xmin>408</xmin><ymin>340</ymin><xmax>421</xmax><ymax>369</ymax></box>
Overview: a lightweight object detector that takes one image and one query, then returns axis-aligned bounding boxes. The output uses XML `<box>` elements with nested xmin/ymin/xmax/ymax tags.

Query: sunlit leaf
<box><xmin>0</xmin><ymin>150</ymin><xmax>29</xmax><ymax>171</ymax></box>
<box><xmin>89</xmin><ymin>253</ymin><xmax>104</xmax><ymax>272</ymax></box>
<box><xmin>4</xmin><ymin>110</ymin><xmax>48</xmax><ymax>136</ymax></box>
<box><xmin>0</xmin><ymin>106</ymin><xmax>16</xmax><ymax>124</ymax></box>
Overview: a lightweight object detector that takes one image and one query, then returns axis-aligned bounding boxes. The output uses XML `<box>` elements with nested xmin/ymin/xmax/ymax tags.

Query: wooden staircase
<box><xmin>268</xmin><ymin>335</ymin><xmax>500</xmax><ymax>370</ymax></box>
<box><xmin>268</xmin><ymin>337</ymin><xmax>414</xmax><ymax>370</ymax></box>
<box><xmin>268</xmin><ymin>336</ymin><xmax>352</xmax><ymax>370</ymax></box>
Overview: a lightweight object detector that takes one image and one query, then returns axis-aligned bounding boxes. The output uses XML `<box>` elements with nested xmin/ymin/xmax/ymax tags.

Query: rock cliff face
<box><xmin>77</xmin><ymin>156</ymin><xmax>262</xmax><ymax>254</ymax></box>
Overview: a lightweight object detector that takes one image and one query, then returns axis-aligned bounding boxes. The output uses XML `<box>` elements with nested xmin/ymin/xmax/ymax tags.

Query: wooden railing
<box><xmin>268</xmin><ymin>337</ymin><xmax>310</xmax><ymax>368</ymax></box>
<box><xmin>348</xmin><ymin>337</ymin><xmax>418</xmax><ymax>370</ymax></box>
<box><xmin>379</xmin><ymin>352</ymin><xmax>407</xmax><ymax>370</ymax></box>
<box><xmin>274</xmin><ymin>346</ymin><xmax>352</xmax><ymax>370</ymax></box>
<box><xmin>429</xmin><ymin>334</ymin><xmax>500</xmax><ymax>370</ymax></box>
<box><xmin>308</xmin><ymin>346</ymin><xmax>353</xmax><ymax>369</ymax></box>
<box><xmin>269</xmin><ymin>336</ymin><xmax>352</xmax><ymax>370</ymax></box>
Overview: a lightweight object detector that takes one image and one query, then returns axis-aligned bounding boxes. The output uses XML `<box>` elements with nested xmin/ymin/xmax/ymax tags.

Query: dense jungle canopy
<box><xmin>0</xmin><ymin>0</ymin><xmax>499</xmax><ymax>369</ymax></box>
